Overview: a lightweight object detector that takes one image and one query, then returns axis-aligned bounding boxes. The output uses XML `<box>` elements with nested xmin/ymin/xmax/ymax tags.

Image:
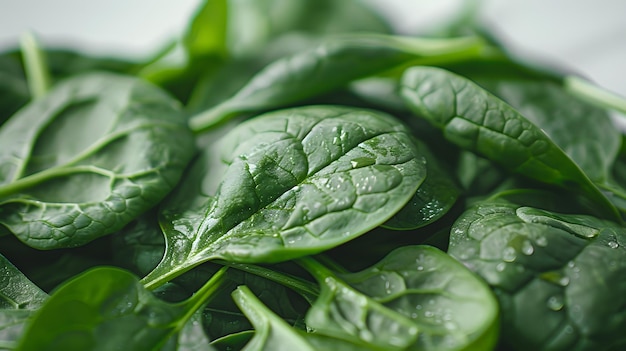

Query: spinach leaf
<box><xmin>189</xmin><ymin>34</ymin><xmax>485</xmax><ymax>131</ymax></box>
<box><xmin>225</xmin><ymin>0</ymin><xmax>391</xmax><ymax>59</ymax></box>
<box><xmin>448</xmin><ymin>197</ymin><xmax>626</xmax><ymax>351</ymax></box>
<box><xmin>0</xmin><ymin>254</ymin><xmax>48</xmax><ymax>350</ymax></box>
<box><xmin>16</xmin><ymin>266</ymin><xmax>227</xmax><ymax>351</ymax></box>
<box><xmin>0</xmin><ymin>255</ymin><xmax>47</xmax><ymax>310</ymax></box>
<box><xmin>400</xmin><ymin>66</ymin><xmax>620</xmax><ymax>221</ymax></box>
<box><xmin>0</xmin><ymin>72</ymin><xmax>195</xmax><ymax>249</ymax></box>
<box><xmin>142</xmin><ymin>105</ymin><xmax>426</xmax><ymax>288</ymax></box>
<box><xmin>231</xmin><ymin>285</ymin><xmax>366</xmax><ymax>351</ymax></box>
<box><xmin>299</xmin><ymin>245</ymin><xmax>499</xmax><ymax>351</ymax></box>
<box><xmin>467</xmin><ymin>76</ymin><xmax>619</xmax><ymax>184</ymax></box>
<box><xmin>0</xmin><ymin>53</ymin><xmax>29</xmax><ymax>126</ymax></box>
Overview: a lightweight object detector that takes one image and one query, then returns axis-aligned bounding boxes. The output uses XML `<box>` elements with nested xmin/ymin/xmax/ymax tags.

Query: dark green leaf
<box><xmin>16</xmin><ymin>267</ymin><xmax>227</xmax><ymax>351</ymax></box>
<box><xmin>142</xmin><ymin>105</ymin><xmax>426</xmax><ymax>288</ymax></box>
<box><xmin>448</xmin><ymin>197</ymin><xmax>626</xmax><ymax>351</ymax></box>
<box><xmin>189</xmin><ymin>34</ymin><xmax>485</xmax><ymax>131</ymax></box>
<box><xmin>400</xmin><ymin>66</ymin><xmax>620</xmax><ymax>221</ymax></box>
<box><xmin>470</xmin><ymin>77</ymin><xmax>619</xmax><ymax>183</ymax></box>
<box><xmin>300</xmin><ymin>246</ymin><xmax>499</xmax><ymax>351</ymax></box>
<box><xmin>0</xmin><ymin>72</ymin><xmax>195</xmax><ymax>249</ymax></box>
<box><xmin>0</xmin><ymin>254</ymin><xmax>47</xmax><ymax>350</ymax></box>
<box><xmin>0</xmin><ymin>53</ymin><xmax>29</xmax><ymax>126</ymax></box>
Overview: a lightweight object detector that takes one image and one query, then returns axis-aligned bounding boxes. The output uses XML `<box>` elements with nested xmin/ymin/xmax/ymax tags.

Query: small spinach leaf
<box><xmin>400</xmin><ymin>66</ymin><xmax>619</xmax><ymax>221</ymax></box>
<box><xmin>142</xmin><ymin>105</ymin><xmax>426</xmax><ymax>288</ymax></box>
<box><xmin>448</xmin><ymin>197</ymin><xmax>626</xmax><ymax>351</ymax></box>
<box><xmin>189</xmin><ymin>34</ymin><xmax>485</xmax><ymax>131</ymax></box>
<box><xmin>299</xmin><ymin>245</ymin><xmax>499</xmax><ymax>351</ymax></box>
<box><xmin>0</xmin><ymin>72</ymin><xmax>195</xmax><ymax>249</ymax></box>
<box><xmin>16</xmin><ymin>266</ymin><xmax>227</xmax><ymax>351</ymax></box>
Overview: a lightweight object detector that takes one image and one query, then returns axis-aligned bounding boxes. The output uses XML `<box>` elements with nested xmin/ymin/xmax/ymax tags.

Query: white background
<box><xmin>1</xmin><ymin>0</ymin><xmax>625</xmax><ymax>96</ymax></box>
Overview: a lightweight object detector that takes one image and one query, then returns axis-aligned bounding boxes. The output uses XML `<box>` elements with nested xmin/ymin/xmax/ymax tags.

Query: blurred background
<box><xmin>1</xmin><ymin>0</ymin><xmax>625</xmax><ymax>96</ymax></box>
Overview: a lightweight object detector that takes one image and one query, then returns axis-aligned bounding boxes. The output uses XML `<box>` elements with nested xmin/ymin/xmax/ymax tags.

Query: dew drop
<box><xmin>541</xmin><ymin>271</ymin><xmax>570</xmax><ymax>287</ymax></box>
<box><xmin>535</xmin><ymin>236</ymin><xmax>548</xmax><ymax>247</ymax></box>
<box><xmin>496</xmin><ymin>263</ymin><xmax>506</xmax><ymax>272</ymax></box>
<box><xmin>608</xmin><ymin>241</ymin><xmax>619</xmax><ymax>249</ymax></box>
<box><xmin>522</xmin><ymin>240</ymin><xmax>534</xmax><ymax>255</ymax></box>
<box><xmin>502</xmin><ymin>247</ymin><xmax>517</xmax><ymax>262</ymax></box>
<box><xmin>424</xmin><ymin>311</ymin><xmax>434</xmax><ymax>318</ymax></box>
<box><xmin>547</xmin><ymin>296</ymin><xmax>565</xmax><ymax>311</ymax></box>
<box><xmin>350</xmin><ymin>157</ymin><xmax>375</xmax><ymax>169</ymax></box>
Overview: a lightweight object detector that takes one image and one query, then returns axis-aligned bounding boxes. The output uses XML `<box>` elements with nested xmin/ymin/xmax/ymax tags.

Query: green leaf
<box><xmin>448</xmin><ymin>197</ymin><xmax>626</xmax><ymax>351</ymax></box>
<box><xmin>189</xmin><ymin>34</ymin><xmax>485</xmax><ymax>131</ymax></box>
<box><xmin>225</xmin><ymin>0</ymin><xmax>392</xmax><ymax>59</ymax></box>
<box><xmin>142</xmin><ymin>105</ymin><xmax>426</xmax><ymax>288</ymax></box>
<box><xmin>300</xmin><ymin>246</ymin><xmax>499</xmax><ymax>351</ymax></box>
<box><xmin>16</xmin><ymin>266</ymin><xmax>227</xmax><ymax>351</ymax></box>
<box><xmin>467</xmin><ymin>76</ymin><xmax>619</xmax><ymax>184</ymax></box>
<box><xmin>0</xmin><ymin>254</ymin><xmax>47</xmax><ymax>310</ymax></box>
<box><xmin>400</xmin><ymin>66</ymin><xmax>620</xmax><ymax>221</ymax></box>
<box><xmin>182</xmin><ymin>0</ymin><xmax>228</xmax><ymax>59</ymax></box>
<box><xmin>0</xmin><ymin>72</ymin><xmax>195</xmax><ymax>249</ymax></box>
<box><xmin>0</xmin><ymin>254</ymin><xmax>48</xmax><ymax>350</ymax></box>
<box><xmin>0</xmin><ymin>52</ymin><xmax>29</xmax><ymax>126</ymax></box>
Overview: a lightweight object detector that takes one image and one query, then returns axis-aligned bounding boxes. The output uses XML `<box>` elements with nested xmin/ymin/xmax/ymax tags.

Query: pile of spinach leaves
<box><xmin>2</xmin><ymin>1</ymin><xmax>626</xmax><ymax>350</ymax></box>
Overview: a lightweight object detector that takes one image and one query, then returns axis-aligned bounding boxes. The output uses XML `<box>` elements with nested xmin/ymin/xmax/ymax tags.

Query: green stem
<box><xmin>20</xmin><ymin>32</ymin><xmax>51</xmax><ymax>99</ymax></box>
<box><xmin>565</xmin><ymin>76</ymin><xmax>626</xmax><ymax>116</ymax></box>
<box><xmin>296</xmin><ymin>256</ymin><xmax>333</xmax><ymax>283</ymax></box>
<box><xmin>176</xmin><ymin>266</ymin><xmax>229</xmax><ymax>326</ymax></box>
<box><xmin>215</xmin><ymin>260</ymin><xmax>319</xmax><ymax>304</ymax></box>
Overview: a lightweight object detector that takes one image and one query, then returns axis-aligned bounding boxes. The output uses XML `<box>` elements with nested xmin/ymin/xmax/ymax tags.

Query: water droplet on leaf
<box><xmin>547</xmin><ymin>295</ymin><xmax>565</xmax><ymax>311</ymax></box>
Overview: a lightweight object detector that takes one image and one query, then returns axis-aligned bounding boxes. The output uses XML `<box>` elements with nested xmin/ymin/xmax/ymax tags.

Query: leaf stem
<box><xmin>216</xmin><ymin>260</ymin><xmax>319</xmax><ymax>304</ymax></box>
<box><xmin>176</xmin><ymin>266</ymin><xmax>229</xmax><ymax>326</ymax></box>
<box><xmin>565</xmin><ymin>76</ymin><xmax>626</xmax><ymax>117</ymax></box>
<box><xmin>20</xmin><ymin>31</ymin><xmax>51</xmax><ymax>99</ymax></box>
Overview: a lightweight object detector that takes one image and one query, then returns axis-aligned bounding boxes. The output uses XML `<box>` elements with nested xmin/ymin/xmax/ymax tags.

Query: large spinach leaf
<box><xmin>448</xmin><ymin>197</ymin><xmax>626</xmax><ymax>351</ymax></box>
<box><xmin>189</xmin><ymin>34</ymin><xmax>485</xmax><ymax>131</ymax></box>
<box><xmin>400</xmin><ymin>66</ymin><xmax>619</xmax><ymax>220</ymax></box>
<box><xmin>142</xmin><ymin>105</ymin><xmax>426</xmax><ymax>288</ymax></box>
<box><xmin>0</xmin><ymin>72</ymin><xmax>195</xmax><ymax>249</ymax></box>
<box><xmin>299</xmin><ymin>245</ymin><xmax>499</xmax><ymax>351</ymax></box>
<box><xmin>15</xmin><ymin>266</ymin><xmax>227</xmax><ymax>351</ymax></box>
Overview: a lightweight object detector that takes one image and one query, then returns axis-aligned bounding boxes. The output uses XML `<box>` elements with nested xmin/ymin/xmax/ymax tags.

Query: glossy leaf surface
<box><xmin>16</xmin><ymin>266</ymin><xmax>226</xmax><ymax>351</ymax></box>
<box><xmin>0</xmin><ymin>72</ymin><xmax>195</xmax><ymax>249</ymax></box>
<box><xmin>448</xmin><ymin>198</ymin><xmax>626</xmax><ymax>351</ymax></box>
<box><xmin>400</xmin><ymin>66</ymin><xmax>619</xmax><ymax>220</ymax></box>
<box><xmin>143</xmin><ymin>105</ymin><xmax>426</xmax><ymax>288</ymax></box>
<box><xmin>301</xmin><ymin>245</ymin><xmax>499</xmax><ymax>351</ymax></box>
<box><xmin>0</xmin><ymin>255</ymin><xmax>47</xmax><ymax>350</ymax></box>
